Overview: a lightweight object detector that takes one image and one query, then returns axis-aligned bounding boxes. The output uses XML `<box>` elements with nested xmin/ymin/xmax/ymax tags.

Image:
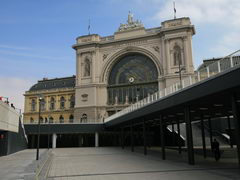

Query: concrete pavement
<box><xmin>47</xmin><ymin>147</ymin><xmax>240</xmax><ymax>180</ymax></box>
<box><xmin>0</xmin><ymin>149</ymin><xmax>45</xmax><ymax>180</ymax></box>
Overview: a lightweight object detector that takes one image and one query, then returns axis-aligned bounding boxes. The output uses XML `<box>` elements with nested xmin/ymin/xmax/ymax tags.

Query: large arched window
<box><xmin>107</xmin><ymin>53</ymin><xmax>158</xmax><ymax>105</ymax></box>
<box><xmin>60</xmin><ymin>96</ymin><xmax>65</xmax><ymax>109</ymax></box>
<box><xmin>31</xmin><ymin>99</ymin><xmax>36</xmax><ymax>111</ymax></box>
<box><xmin>173</xmin><ymin>45</ymin><xmax>182</xmax><ymax>66</ymax></box>
<box><xmin>50</xmin><ymin>97</ymin><xmax>55</xmax><ymax>110</ymax></box>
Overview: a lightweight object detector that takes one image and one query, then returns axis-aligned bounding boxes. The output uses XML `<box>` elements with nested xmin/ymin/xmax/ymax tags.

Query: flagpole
<box><xmin>174</xmin><ymin>2</ymin><xmax>176</xmax><ymax>19</ymax></box>
<box><xmin>88</xmin><ymin>19</ymin><xmax>91</xmax><ymax>35</ymax></box>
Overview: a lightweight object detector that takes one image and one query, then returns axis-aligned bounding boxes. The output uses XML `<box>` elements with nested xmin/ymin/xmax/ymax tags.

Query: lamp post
<box><xmin>47</xmin><ymin>116</ymin><xmax>50</xmax><ymax>150</ymax></box>
<box><xmin>175</xmin><ymin>62</ymin><xmax>185</xmax><ymax>89</ymax></box>
<box><xmin>36</xmin><ymin>95</ymin><xmax>43</xmax><ymax>160</ymax></box>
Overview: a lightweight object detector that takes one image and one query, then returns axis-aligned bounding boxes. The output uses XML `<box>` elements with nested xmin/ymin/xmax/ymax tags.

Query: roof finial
<box><xmin>128</xmin><ymin>11</ymin><xmax>133</xmax><ymax>24</ymax></box>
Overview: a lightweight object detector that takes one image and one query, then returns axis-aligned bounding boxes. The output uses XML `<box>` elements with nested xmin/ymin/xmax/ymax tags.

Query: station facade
<box><xmin>73</xmin><ymin>14</ymin><xmax>195</xmax><ymax>123</ymax></box>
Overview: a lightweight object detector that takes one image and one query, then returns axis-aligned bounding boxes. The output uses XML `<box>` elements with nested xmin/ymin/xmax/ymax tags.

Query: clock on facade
<box><xmin>129</xmin><ymin>77</ymin><xmax>135</xmax><ymax>83</ymax></box>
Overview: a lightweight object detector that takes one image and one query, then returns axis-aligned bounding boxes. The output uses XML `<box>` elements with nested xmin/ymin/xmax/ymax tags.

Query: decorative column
<box><xmin>52</xmin><ymin>133</ymin><xmax>57</xmax><ymax>148</ymax></box>
<box><xmin>95</xmin><ymin>132</ymin><xmax>99</xmax><ymax>147</ymax></box>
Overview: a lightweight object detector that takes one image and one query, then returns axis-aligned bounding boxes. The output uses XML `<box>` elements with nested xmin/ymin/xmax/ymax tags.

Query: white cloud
<box><xmin>153</xmin><ymin>0</ymin><xmax>240</xmax><ymax>59</ymax></box>
<box><xmin>0</xmin><ymin>77</ymin><xmax>35</xmax><ymax>111</ymax></box>
<box><xmin>155</xmin><ymin>0</ymin><xmax>240</xmax><ymax>26</ymax></box>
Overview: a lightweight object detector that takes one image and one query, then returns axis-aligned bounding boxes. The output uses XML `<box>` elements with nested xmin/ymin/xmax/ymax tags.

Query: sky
<box><xmin>0</xmin><ymin>0</ymin><xmax>240</xmax><ymax>111</ymax></box>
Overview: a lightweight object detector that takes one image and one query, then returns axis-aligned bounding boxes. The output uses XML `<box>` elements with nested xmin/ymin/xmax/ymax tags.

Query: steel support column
<box><xmin>185</xmin><ymin>106</ymin><xmax>194</xmax><ymax>165</ymax></box>
<box><xmin>172</xmin><ymin>123</ymin><xmax>175</xmax><ymax>146</ymax></box>
<box><xmin>143</xmin><ymin>119</ymin><xmax>147</xmax><ymax>155</ymax></box>
<box><xmin>131</xmin><ymin>121</ymin><xmax>134</xmax><ymax>152</ymax></box>
<box><xmin>208</xmin><ymin>118</ymin><xmax>213</xmax><ymax>150</ymax></box>
<box><xmin>227</xmin><ymin>115</ymin><xmax>233</xmax><ymax>148</ymax></box>
<box><xmin>200</xmin><ymin>114</ymin><xmax>206</xmax><ymax>158</ymax></box>
<box><xmin>121</xmin><ymin>128</ymin><xmax>124</xmax><ymax>149</ymax></box>
<box><xmin>160</xmin><ymin>115</ymin><xmax>165</xmax><ymax>160</ymax></box>
<box><xmin>231</xmin><ymin>93</ymin><xmax>240</xmax><ymax>166</ymax></box>
<box><xmin>177</xmin><ymin>118</ymin><xmax>182</xmax><ymax>154</ymax></box>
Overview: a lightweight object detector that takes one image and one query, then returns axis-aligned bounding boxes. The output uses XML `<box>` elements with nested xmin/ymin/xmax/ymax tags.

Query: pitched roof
<box><xmin>29</xmin><ymin>76</ymin><xmax>75</xmax><ymax>91</ymax></box>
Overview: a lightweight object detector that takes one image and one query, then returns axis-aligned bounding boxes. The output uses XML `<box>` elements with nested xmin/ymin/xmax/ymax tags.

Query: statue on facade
<box><xmin>84</xmin><ymin>58</ymin><xmax>91</xmax><ymax>77</ymax></box>
<box><xmin>118</xmin><ymin>11</ymin><xmax>144</xmax><ymax>32</ymax></box>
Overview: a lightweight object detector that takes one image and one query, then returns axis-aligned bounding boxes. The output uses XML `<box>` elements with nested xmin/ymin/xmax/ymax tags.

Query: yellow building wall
<box><xmin>23</xmin><ymin>88</ymin><xmax>75</xmax><ymax>124</ymax></box>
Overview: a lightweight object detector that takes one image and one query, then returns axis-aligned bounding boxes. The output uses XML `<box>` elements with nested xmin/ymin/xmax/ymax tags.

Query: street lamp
<box><xmin>36</xmin><ymin>95</ymin><xmax>43</xmax><ymax>160</ymax></box>
<box><xmin>175</xmin><ymin>62</ymin><xmax>185</xmax><ymax>89</ymax></box>
<box><xmin>47</xmin><ymin>116</ymin><xmax>50</xmax><ymax>150</ymax></box>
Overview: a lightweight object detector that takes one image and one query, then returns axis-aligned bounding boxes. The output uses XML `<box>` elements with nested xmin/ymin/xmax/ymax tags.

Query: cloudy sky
<box><xmin>0</xmin><ymin>0</ymin><xmax>239</xmax><ymax>110</ymax></box>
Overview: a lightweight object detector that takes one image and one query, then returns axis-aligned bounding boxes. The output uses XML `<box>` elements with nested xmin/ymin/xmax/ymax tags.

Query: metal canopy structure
<box><xmin>24</xmin><ymin>63</ymin><xmax>240</xmax><ymax>166</ymax></box>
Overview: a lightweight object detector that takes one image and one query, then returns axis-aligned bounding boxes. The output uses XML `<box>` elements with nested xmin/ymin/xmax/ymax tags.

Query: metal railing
<box><xmin>105</xmin><ymin>49</ymin><xmax>240</xmax><ymax>122</ymax></box>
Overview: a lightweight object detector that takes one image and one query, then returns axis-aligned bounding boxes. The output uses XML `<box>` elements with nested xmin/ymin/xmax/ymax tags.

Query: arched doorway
<box><xmin>107</xmin><ymin>53</ymin><xmax>158</xmax><ymax>111</ymax></box>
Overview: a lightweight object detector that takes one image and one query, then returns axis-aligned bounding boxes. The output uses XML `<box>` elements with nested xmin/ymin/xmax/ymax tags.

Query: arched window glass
<box><xmin>49</xmin><ymin>116</ymin><xmax>54</xmax><ymax>123</ymax></box>
<box><xmin>31</xmin><ymin>99</ymin><xmax>36</xmax><ymax>111</ymax></box>
<box><xmin>45</xmin><ymin>117</ymin><xmax>48</xmax><ymax>123</ymax></box>
<box><xmin>84</xmin><ymin>58</ymin><xmax>91</xmax><ymax>77</ymax></box>
<box><xmin>81</xmin><ymin>114</ymin><xmax>87</xmax><ymax>123</ymax></box>
<box><xmin>70</xmin><ymin>95</ymin><xmax>75</xmax><ymax>108</ymax></box>
<box><xmin>173</xmin><ymin>45</ymin><xmax>182</xmax><ymax>66</ymax></box>
<box><xmin>50</xmin><ymin>97</ymin><xmax>55</xmax><ymax>110</ymax></box>
<box><xmin>69</xmin><ymin>114</ymin><xmax>74</xmax><ymax>123</ymax></box>
<box><xmin>107</xmin><ymin>53</ymin><xmax>158</xmax><ymax>105</ymax></box>
<box><xmin>30</xmin><ymin>117</ymin><xmax>34</xmax><ymax>123</ymax></box>
<box><xmin>60</xmin><ymin>96</ymin><xmax>65</xmax><ymax>109</ymax></box>
<box><xmin>59</xmin><ymin>115</ymin><xmax>64</xmax><ymax>123</ymax></box>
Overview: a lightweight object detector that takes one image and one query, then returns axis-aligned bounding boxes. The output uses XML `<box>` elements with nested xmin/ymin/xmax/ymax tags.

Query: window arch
<box><xmin>59</xmin><ymin>115</ymin><xmax>64</xmax><ymax>123</ymax></box>
<box><xmin>60</xmin><ymin>96</ymin><xmax>65</xmax><ymax>109</ymax></box>
<box><xmin>70</xmin><ymin>95</ymin><xmax>75</xmax><ymax>108</ymax></box>
<box><xmin>173</xmin><ymin>45</ymin><xmax>182</xmax><ymax>66</ymax></box>
<box><xmin>31</xmin><ymin>99</ymin><xmax>36</xmax><ymax>111</ymax></box>
<box><xmin>40</xmin><ymin>116</ymin><xmax>44</xmax><ymax>123</ymax></box>
<box><xmin>49</xmin><ymin>116</ymin><xmax>54</xmax><ymax>123</ymax></box>
<box><xmin>50</xmin><ymin>97</ymin><xmax>55</xmax><ymax>110</ymax></box>
<box><xmin>69</xmin><ymin>114</ymin><xmax>74</xmax><ymax>123</ymax></box>
<box><xmin>84</xmin><ymin>58</ymin><xmax>91</xmax><ymax>77</ymax></box>
<box><xmin>40</xmin><ymin>99</ymin><xmax>45</xmax><ymax>111</ymax></box>
<box><xmin>81</xmin><ymin>114</ymin><xmax>87</xmax><ymax>123</ymax></box>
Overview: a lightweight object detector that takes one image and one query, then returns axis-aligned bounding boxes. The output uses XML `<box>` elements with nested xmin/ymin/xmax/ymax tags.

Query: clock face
<box><xmin>129</xmin><ymin>77</ymin><xmax>135</xmax><ymax>83</ymax></box>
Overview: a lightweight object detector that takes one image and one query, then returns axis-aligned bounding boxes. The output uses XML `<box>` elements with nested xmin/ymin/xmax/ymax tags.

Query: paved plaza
<box><xmin>0</xmin><ymin>147</ymin><xmax>239</xmax><ymax>180</ymax></box>
<box><xmin>47</xmin><ymin>147</ymin><xmax>240</xmax><ymax>180</ymax></box>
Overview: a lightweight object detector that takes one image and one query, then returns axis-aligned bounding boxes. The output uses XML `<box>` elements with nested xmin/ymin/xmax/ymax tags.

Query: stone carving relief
<box><xmin>103</xmin><ymin>53</ymin><xmax>108</xmax><ymax>61</ymax></box>
<box><xmin>152</xmin><ymin>46</ymin><xmax>159</xmax><ymax>53</ymax></box>
<box><xmin>81</xmin><ymin>94</ymin><xmax>88</xmax><ymax>102</ymax></box>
